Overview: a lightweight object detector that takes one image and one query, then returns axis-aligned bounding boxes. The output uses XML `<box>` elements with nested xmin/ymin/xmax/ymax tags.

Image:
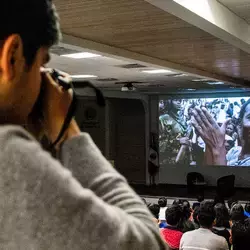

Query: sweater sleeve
<box><xmin>0</xmin><ymin>126</ymin><xmax>165</xmax><ymax>250</ymax></box>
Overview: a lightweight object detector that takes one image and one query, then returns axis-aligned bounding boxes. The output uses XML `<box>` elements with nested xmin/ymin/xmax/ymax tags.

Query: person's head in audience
<box><xmin>197</xmin><ymin>195</ymin><xmax>204</xmax><ymax>203</ymax></box>
<box><xmin>182</xmin><ymin>200</ymin><xmax>191</xmax><ymax>220</ymax></box>
<box><xmin>230</xmin><ymin>203</ymin><xmax>245</xmax><ymax>223</ymax></box>
<box><xmin>173</xmin><ymin>199</ymin><xmax>182</xmax><ymax>206</ymax></box>
<box><xmin>198</xmin><ymin>201</ymin><xmax>216</xmax><ymax>229</ymax></box>
<box><xmin>180</xmin><ymin>200</ymin><xmax>196</xmax><ymax>233</ymax></box>
<box><xmin>228</xmin><ymin>197</ymin><xmax>238</xmax><ymax>210</ymax></box>
<box><xmin>245</xmin><ymin>202</ymin><xmax>250</xmax><ymax>217</ymax></box>
<box><xmin>158</xmin><ymin>197</ymin><xmax>167</xmax><ymax>208</ymax></box>
<box><xmin>147</xmin><ymin>203</ymin><xmax>160</xmax><ymax>224</ymax></box>
<box><xmin>192</xmin><ymin>195</ymin><xmax>204</xmax><ymax>210</ymax></box>
<box><xmin>165</xmin><ymin>204</ymin><xmax>183</xmax><ymax>229</ymax></box>
<box><xmin>231</xmin><ymin>218</ymin><xmax>250</xmax><ymax>249</ymax></box>
<box><xmin>214</xmin><ymin>203</ymin><xmax>230</xmax><ymax>228</ymax></box>
<box><xmin>182</xmin><ymin>200</ymin><xmax>190</xmax><ymax>209</ymax></box>
<box><xmin>193</xmin><ymin>206</ymin><xmax>200</xmax><ymax>228</ymax></box>
<box><xmin>241</xmin><ymin>98</ymin><xmax>246</xmax><ymax>105</ymax></box>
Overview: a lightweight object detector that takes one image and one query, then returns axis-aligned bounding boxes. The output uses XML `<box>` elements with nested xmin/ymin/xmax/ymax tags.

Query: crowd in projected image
<box><xmin>159</xmin><ymin>96</ymin><xmax>250</xmax><ymax>167</ymax></box>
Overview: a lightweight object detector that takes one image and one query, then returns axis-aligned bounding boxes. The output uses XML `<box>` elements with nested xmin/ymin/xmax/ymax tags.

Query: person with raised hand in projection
<box><xmin>191</xmin><ymin>99</ymin><xmax>250</xmax><ymax>166</ymax></box>
<box><xmin>159</xmin><ymin>99</ymin><xmax>192</xmax><ymax>166</ymax></box>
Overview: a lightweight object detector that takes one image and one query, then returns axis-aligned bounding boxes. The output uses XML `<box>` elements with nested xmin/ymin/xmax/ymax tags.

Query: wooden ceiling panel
<box><xmin>54</xmin><ymin>0</ymin><xmax>250</xmax><ymax>81</ymax></box>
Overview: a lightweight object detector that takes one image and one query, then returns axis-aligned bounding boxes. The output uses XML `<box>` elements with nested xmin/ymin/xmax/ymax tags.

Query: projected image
<box><xmin>159</xmin><ymin>97</ymin><xmax>250</xmax><ymax>167</ymax></box>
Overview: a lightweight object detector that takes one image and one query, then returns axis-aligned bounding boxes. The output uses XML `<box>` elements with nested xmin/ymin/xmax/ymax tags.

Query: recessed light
<box><xmin>71</xmin><ymin>75</ymin><xmax>98</xmax><ymax>79</ymax></box>
<box><xmin>207</xmin><ymin>81</ymin><xmax>224</xmax><ymax>85</ymax></box>
<box><xmin>142</xmin><ymin>69</ymin><xmax>174</xmax><ymax>74</ymax></box>
<box><xmin>187</xmin><ymin>88</ymin><xmax>196</xmax><ymax>91</ymax></box>
<box><xmin>165</xmin><ymin>73</ymin><xmax>189</xmax><ymax>77</ymax></box>
<box><xmin>61</xmin><ymin>52</ymin><xmax>101</xmax><ymax>59</ymax></box>
<box><xmin>174</xmin><ymin>73</ymin><xmax>189</xmax><ymax>77</ymax></box>
<box><xmin>192</xmin><ymin>78</ymin><xmax>211</xmax><ymax>82</ymax></box>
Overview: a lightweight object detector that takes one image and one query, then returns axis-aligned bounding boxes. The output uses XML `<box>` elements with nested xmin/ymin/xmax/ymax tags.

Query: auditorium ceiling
<box><xmin>51</xmin><ymin>0</ymin><xmax>250</xmax><ymax>92</ymax></box>
<box><xmin>218</xmin><ymin>0</ymin><xmax>250</xmax><ymax>24</ymax></box>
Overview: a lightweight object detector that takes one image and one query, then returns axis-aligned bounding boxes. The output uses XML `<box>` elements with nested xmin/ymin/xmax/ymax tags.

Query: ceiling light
<box><xmin>207</xmin><ymin>81</ymin><xmax>224</xmax><ymax>85</ymax></box>
<box><xmin>173</xmin><ymin>73</ymin><xmax>189</xmax><ymax>77</ymax></box>
<box><xmin>187</xmin><ymin>88</ymin><xmax>196</xmax><ymax>91</ymax></box>
<box><xmin>192</xmin><ymin>78</ymin><xmax>211</xmax><ymax>82</ymax></box>
<box><xmin>61</xmin><ymin>52</ymin><xmax>101</xmax><ymax>59</ymax></box>
<box><xmin>71</xmin><ymin>75</ymin><xmax>98</xmax><ymax>79</ymax></box>
<box><xmin>165</xmin><ymin>73</ymin><xmax>189</xmax><ymax>77</ymax></box>
<box><xmin>142</xmin><ymin>69</ymin><xmax>173</xmax><ymax>74</ymax></box>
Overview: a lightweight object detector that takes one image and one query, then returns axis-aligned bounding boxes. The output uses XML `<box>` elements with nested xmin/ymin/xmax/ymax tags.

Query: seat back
<box><xmin>187</xmin><ymin>172</ymin><xmax>204</xmax><ymax>186</ymax></box>
<box><xmin>217</xmin><ymin>175</ymin><xmax>235</xmax><ymax>198</ymax></box>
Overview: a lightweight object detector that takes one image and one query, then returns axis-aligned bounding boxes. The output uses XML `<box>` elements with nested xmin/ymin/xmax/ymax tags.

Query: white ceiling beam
<box><xmin>145</xmin><ymin>0</ymin><xmax>250</xmax><ymax>54</ymax></box>
<box><xmin>62</xmin><ymin>33</ymin><xmax>237</xmax><ymax>85</ymax></box>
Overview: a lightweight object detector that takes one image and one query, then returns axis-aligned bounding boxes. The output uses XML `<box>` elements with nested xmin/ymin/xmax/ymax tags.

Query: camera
<box><xmin>31</xmin><ymin>68</ymin><xmax>105</xmax><ymax>148</ymax></box>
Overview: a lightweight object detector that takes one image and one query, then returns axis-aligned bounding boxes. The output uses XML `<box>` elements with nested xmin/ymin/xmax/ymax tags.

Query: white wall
<box><xmin>158</xmin><ymin>164</ymin><xmax>250</xmax><ymax>188</ymax></box>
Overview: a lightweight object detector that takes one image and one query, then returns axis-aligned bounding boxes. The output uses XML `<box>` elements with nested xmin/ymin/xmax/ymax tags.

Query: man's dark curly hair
<box><xmin>0</xmin><ymin>0</ymin><xmax>61</xmax><ymax>66</ymax></box>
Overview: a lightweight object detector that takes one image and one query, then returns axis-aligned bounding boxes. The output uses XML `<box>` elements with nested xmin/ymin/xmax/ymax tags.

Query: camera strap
<box><xmin>49</xmin><ymin>70</ymin><xmax>105</xmax><ymax>149</ymax></box>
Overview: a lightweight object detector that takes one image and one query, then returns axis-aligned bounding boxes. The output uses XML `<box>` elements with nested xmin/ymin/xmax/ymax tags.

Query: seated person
<box><xmin>192</xmin><ymin>195</ymin><xmax>204</xmax><ymax>210</ymax></box>
<box><xmin>160</xmin><ymin>205</ymin><xmax>184</xmax><ymax>249</ymax></box>
<box><xmin>192</xmin><ymin>206</ymin><xmax>200</xmax><ymax>229</ymax></box>
<box><xmin>173</xmin><ymin>199</ymin><xmax>183</xmax><ymax>206</ymax></box>
<box><xmin>231</xmin><ymin>218</ymin><xmax>250</xmax><ymax>250</ymax></box>
<box><xmin>148</xmin><ymin>203</ymin><xmax>160</xmax><ymax>225</ymax></box>
<box><xmin>180</xmin><ymin>201</ymin><xmax>228</xmax><ymax>250</ymax></box>
<box><xmin>244</xmin><ymin>202</ymin><xmax>250</xmax><ymax>218</ymax></box>
<box><xmin>181</xmin><ymin>201</ymin><xmax>195</xmax><ymax>233</ymax></box>
<box><xmin>212</xmin><ymin>203</ymin><xmax>231</xmax><ymax>248</ymax></box>
<box><xmin>158</xmin><ymin>197</ymin><xmax>168</xmax><ymax>228</ymax></box>
<box><xmin>230</xmin><ymin>204</ymin><xmax>245</xmax><ymax>224</ymax></box>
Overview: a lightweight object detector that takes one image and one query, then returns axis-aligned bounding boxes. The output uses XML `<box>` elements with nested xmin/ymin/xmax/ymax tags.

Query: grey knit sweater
<box><xmin>0</xmin><ymin>125</ymin><xmax>165</xmax><ymax>250</ymax></box>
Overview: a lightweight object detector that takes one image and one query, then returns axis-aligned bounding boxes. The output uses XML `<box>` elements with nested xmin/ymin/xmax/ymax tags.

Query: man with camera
<box><xmin>0</xmin><ymin>1</ymin><xmax>165</xmax><ymax>249</ymax></box>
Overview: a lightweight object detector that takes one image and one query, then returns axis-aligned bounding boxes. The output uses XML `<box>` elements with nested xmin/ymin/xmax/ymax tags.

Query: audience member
<box><xmin>230</xmin><ymin>204</ymin><xmax>245</xmax><ymax>223</ymax></box>
<box><xmin>180</xmin><ymin>201</ymin><xmax>228</xmax><ymax>250</ymax></box>
<box><xmin>161</xmin><ymin>205</ymin><xmax>184</xmax><ymax>250</ymax></box>
<box><xmin>158</xmin><ymin>197</ymin><xmax>168</xmax><ymax>228</ymax></box>
<box><xmin>212</xmin><ymin>203</ymin><xmax>231</xmax><ymax>248</ymax></box>
<box><xmin>192</xmin><ymin>207</ymin><xmax>200</xmax><ymax>229</ymax></box>
<box><xmin>182</xmin><ymin>200</ymin><xmax>190</xmax><ymax>209</ymax></box>
<box><xmin>231</xmin><ymin>218</ymin><xmax>250</xmax><ymax>250</ymax></box>
<box><xmin>192</xmin><ymin>195</ymin><xmax>204</xmax><ymax>210</ymax></box>
<box><xmin>148</xmin><ymin>203</ymin><xmax>160</xmax><ymax>224</ymax></box>
<box><xmin>173</xmin><ymin>199</ymin><xmax>183</xmax><ymax>206</ymax></box>
<box><xmin>181</xmin><ymin>201</ymin><xmax>195</xmax><ymax>233</ymax></box>
<box><xmin>244</xmin><ymin>202</ymin><xmax>250</xmax><ymax>218</ymax></box>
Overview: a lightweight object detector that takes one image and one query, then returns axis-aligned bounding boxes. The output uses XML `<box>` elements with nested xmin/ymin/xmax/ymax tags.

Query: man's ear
<box><xmin>0</xmin><ymin>34</ymin><xmax>25</xmax><ymax>82</ymax></box>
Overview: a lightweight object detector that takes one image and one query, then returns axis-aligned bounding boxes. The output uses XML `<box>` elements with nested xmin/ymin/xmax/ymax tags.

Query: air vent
<box><xmin>50</xmin><ymin>46</ymin><xmax>79</xmax><ymax>56</ymax></box>
<box><xmin>117</xmin><ymin>63</ymin><xmax>147</xmax><ymax>69</ymax></box>
<box><xmin>97</xmin><ymin>78</ymin><xmax>118</xmax><ymax>82</ymax></box>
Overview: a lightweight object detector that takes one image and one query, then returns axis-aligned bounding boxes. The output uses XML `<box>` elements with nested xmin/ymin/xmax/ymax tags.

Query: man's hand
<box><xmin>191</xmin><ymin>107</ymin><xmax>229</xmax><ymax>165</ymax></box>
<box><xmin>27</xmin><ymin>70</ymin><xmax>80</xmax><ymax>147</ymax></box>
<box><xmin>41</xmin><ymin>72</ymin><xmax>80</xmax><ymax>145</ymax></box>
